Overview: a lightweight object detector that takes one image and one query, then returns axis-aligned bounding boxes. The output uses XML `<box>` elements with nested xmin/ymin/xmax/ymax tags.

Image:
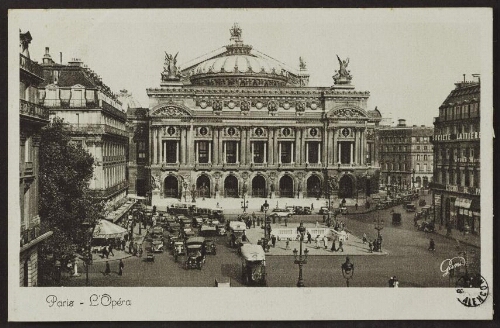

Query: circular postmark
<box><xmin>455</xmin><ymin>273</ymin><xmax>489</xmax><ymax>307</ymax></box>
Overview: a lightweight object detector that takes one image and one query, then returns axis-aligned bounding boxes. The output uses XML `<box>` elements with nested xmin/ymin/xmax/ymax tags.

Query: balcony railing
<box><xmin>23</xmin><ymin>161</ymin><xmax>33</xmax><ymax>176</ymax></box>
<box><xmin>64</xmin><ymin>124</ymin><xmax>128</xmax><ymax>138</ymax></box>
<box><xmin>20</xmin><ymin>54</ymin><xmax>44</xmax><ymax>79</ymax></box>
<box><xmin>20</xmin><ymin>99</ymin><xmax>50</xmax><ymax>121</ymax></box>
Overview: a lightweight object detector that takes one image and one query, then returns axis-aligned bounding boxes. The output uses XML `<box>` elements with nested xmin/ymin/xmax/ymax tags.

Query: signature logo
<box><xmin>440</xmin><ymin>257</ymin><xmax>466</xmax><ymax>277</ymax></box>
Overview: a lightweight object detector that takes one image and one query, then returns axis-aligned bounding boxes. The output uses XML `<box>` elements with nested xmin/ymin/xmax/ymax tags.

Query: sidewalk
<box><xmin>433</xmin><ymin>226</ymin><xmax>480</xmax><ymax>249</ymax></box>
<box><xmin>91</xmin><ymin>223</ymin><xmax>148</xmax><ymax>263</ymax></box>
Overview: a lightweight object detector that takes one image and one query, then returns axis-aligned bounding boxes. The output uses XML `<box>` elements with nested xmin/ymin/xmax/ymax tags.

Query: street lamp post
<box><xmin>412</xmin><ymin>169</ymin><xmax>416</xmax><ymax>190</ymax></box>
<box><xmin>241</xmin><ymin>198</ymin><xmax>249</xmax><ymax>213</ymax></box>
<box><xmin>191</xmin><ymin>184</ymin><xmax>196</xmax><ymax>203</ymax></box>
<box><xmin>373</xmin><ymin>216</ymin><xmax>385</xmax><ymax>252</ymax></box>
<box><xmin>183</xmin><ymin>181</ymin><xmax>188</xmax><ymax>202</ymax></box>
<box><xmin>293</xmin><ymin>222</ymin><xmax>309</xmax><ymax>287</ymax></box>
<box><xmin>81</xmin><ymin>221</ymin><xmax>95</xmax><ymax>287</ymax></box>
<box><xmin>341</xmin><ymin>256</ymin><xmax>354</xmax><ymax>287</ymax></box>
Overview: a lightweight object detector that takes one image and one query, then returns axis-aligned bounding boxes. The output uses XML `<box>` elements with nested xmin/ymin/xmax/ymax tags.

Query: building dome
<box><xmin>118</xmin><ymin>89</ymin><xmax>142</xmax><ymax>111</ymax></box>
<box><xmin>185</xmin><ymin>24</ymin><xmax>295</xmax><ymax>88</ymax></box>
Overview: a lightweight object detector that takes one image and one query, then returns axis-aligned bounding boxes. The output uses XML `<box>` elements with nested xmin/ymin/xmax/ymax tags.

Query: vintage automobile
<box><xmin>199</xmin><ymin>224</ymin><xmax>218</xmax><ymax>237</ymax></box>
<box><xmin>143</xmin><ymin>242</ymin><xmax>155</xmax><ymax>262</ymax></box>
<box><xmin>240</xmin><ymin>244</ymin><xmax>267</xmax><ymax>286</ymax></box>
<box><xmin>184</xmin><ymin>237</ymin><xmax>206</xmax><ymax>270</ymax></box>
<box><xmin>338</xmin><ymin>206</ymin><xmax>348</xmax><ymax>214</ymax></box>
<box><xmin>192</xmin><ymin>217</ymin><xmax>204</xmax><ymax>228</ymax></box>
<box><xmin>318</xmin><ymin>206</ymin><xmax>330</xmax><ymax>215</ymax></box>
<box><xmin>204</xmin><ymin>239</ymin><xmax>217</xmax><ymax>255</ymax></box>
<box><xmin>152</xmin><ymin>225</ymin><xmax>164</xmax><ymax>236</ymax></box>
<box><xmin>216</xmin><ymin>224</ymin><xmax>226</xmax><ymax>236</ymax></box>
<box><xmin>270</xmin><ymin>208</ymin><xmax>293</xmax><ymax>221</ymax></box>
<box><xmin>173</xmin><ymin>241</ymin><xmax>185</xmax><ymax>262</ymax></box>
<box><xmin>418</xmin><ymin>220</ymin><xmax>435</xmax><ymax>232</ymax></box>
<box><xmin>405</xmin><ymin>203</ymin><xmax>416</xmax><ymax>212</ymax></box>
<box><xmin>419</xmin><ymin>199</ymin><xmax>427</xmax><ymax>207</ymax></box>
<box><xmin>168</xmin><ymin>222</ymin><xmax>181</xmax><ymax>234</ymax></box>
<box><xmin>151</xmin><ymin>239</ymin><xmax>164</xmax><ymax>253</ymax></box>
<box><xmin>302</xmin><ymin>206</ymin><xmax>312</xmax><ymax>215</ymax></box>
<box><xmin>227</xmin><ymin>221</ymin><xmax>248</xmax><ymax>248</ymax></box>
<box><xmin>392</xmin><ymin>212</ymin><xmax>402</xmax><ymax>225</ymax></box>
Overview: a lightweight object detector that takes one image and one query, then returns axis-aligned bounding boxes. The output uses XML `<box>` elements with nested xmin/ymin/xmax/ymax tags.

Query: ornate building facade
<box><xmin>19</xmin><ymin>31</ymin><xmax>53</xmax><ymax>286</ymax></box>
<box><xmin>140</xmin><ymin>24</ymin><xmax>381</xmax><ymax>202</ymax></box>
<box><xmin>431</xmin><ymin>77</ymin><xmax>480</xmax><ymax>234</ymax></box>
<box><xmin>38</xmin><ymin>50</ymin><xmax>129</xmax><ymax>212</ymax></box>
<box><xmin>379</xmin><ymin>119</ymin><xmax>434</xmax><ymax>192</ymax></box>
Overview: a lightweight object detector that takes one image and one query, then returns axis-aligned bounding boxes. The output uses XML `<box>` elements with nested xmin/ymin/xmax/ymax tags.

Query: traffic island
<box><xmin>244</xmin><ymin>222</ymin><xmax>388</xmax><ymax>256</ymax></box>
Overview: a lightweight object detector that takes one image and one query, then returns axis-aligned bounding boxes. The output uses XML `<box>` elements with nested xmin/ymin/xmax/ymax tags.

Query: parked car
<box><xmin>319</xmin><ymin>206</ymin><xmax>330</xmax><ymax>215</ymax></box>
<box><xmin>270</xmin><ymin>208</ymin><xmax>292</xmax><ymax>220</ymax></box>
<box><xmin>240</xmin><ymin>244</ymin><xmax>267</xmax><ymax>286</ymax></box>
<box><xmin>227</xmin><ymin>221</ymin><xmax>248</xmax><ymax>248</ymax></box>
<box><xmin>173</xmin><ymin>241</ymin><xmax>185</xmax><ymax>262</ymax></box>
<box><xmin>302</xmin><ymin>206</ymin><xmax>312</xmax><ymax>215</ymax></box>
<box><xmin>151</xmin><ymin>239</ymin><xmax>164</xmax><ymax>253</ymax></box>
<box><xmin>392</xmin><ymin>212</ymin><xmax>402</xmax><ymax>225</ymax></box>
<box><xmin>204</xmin><ymin>239</ymin><xmax>217</xmax><ymax>255</ymax></box>
<box><xmin>405</xmin><ymin>203</ymin><xmax>416</xmax><ymax>212</ymax></box>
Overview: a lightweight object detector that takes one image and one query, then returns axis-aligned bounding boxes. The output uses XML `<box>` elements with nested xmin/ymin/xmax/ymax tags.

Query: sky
<box><xmin>11</xmin><ymin>8</ymin><xmax>488</xmax><ymax>126</ymax></box>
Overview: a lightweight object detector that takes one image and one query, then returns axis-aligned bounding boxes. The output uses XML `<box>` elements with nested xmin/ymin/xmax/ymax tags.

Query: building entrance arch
<box><xmin>252</xmin><ymin>175</ymin><xmax>266</xmax><ymax>198</ymax></box>
<box><xmin>415</xmin><ymin>176</ymin><xmax>422</xmax><ymax>188</ymax></box>
<box><xmin>338</xmin><ymin>174</ymin><xmax>354</xmax><ymax>198</ymax></box>
<box><xmin>306</xmin><ymin>175</ymin><xmax>321</xmax><ymax>198</ymax></box>
<box><xmin>279</xmin><ymin>175</ymin><xmax>294</xmax><ymax>198</ymax></box>
<box><xmin>164</xmin><ymin>175</ymin><xmax>179</xmax><ymax>198</ymax></box>
<box><xmin>224</xmin><ymin>175</ymin><xmax>239</xmax><ymax>198</ymax></box>
<box><xmin>196</xmin><ymin>175</ymin><xmax>211</xmax><ymax>199</ymax></box>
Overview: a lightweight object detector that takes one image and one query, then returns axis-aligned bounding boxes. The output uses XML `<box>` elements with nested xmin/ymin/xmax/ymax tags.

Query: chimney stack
<box><xmin>397</xmin><ymin>119</ymin><xmax>407</xmax><ymax>127</ymax></box>
<box><xmin>60</xmin><ymin>52</ymin><xmax>62</xmax><ymax>64</ymax></box>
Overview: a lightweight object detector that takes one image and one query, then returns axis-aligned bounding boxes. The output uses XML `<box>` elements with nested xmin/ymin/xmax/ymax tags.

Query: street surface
<box><xmin>63</xmin><ymin>194</ymin><xmax>480</xmax><ymax>287</ymax></box>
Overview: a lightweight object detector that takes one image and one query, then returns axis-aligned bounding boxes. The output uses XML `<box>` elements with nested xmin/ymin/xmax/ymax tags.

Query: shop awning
<box><xmin>93</xmin><ymin>219</ymin><xmax>128</xmax><ymax>239</ymax></box>
<box><xmin>470</xmin><ymin>198</ymin><xmax>480</xmax><ymax>212</ymax></box>
<box><xmin>455</xmin><ymin>197</ymin><xmax>472</xmax><ymax>209</ymax></box>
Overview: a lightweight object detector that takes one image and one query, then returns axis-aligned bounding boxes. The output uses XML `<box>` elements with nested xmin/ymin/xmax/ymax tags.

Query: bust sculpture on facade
<box><xmin>333</xmin><ymin>55</ymin><xmax>353</xmax><ymax>85</ymax></box>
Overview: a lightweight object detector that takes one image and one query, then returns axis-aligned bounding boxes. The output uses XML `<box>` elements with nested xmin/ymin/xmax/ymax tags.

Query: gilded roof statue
<box><xmin>162</xmin><ymin>51</ymin><xmax>181</xmax><ymax>81</ymax></box>
<box><xmin>333</xmin><ymin>55</ymin><xmax>353</xmax><ymax>85</ymax></box>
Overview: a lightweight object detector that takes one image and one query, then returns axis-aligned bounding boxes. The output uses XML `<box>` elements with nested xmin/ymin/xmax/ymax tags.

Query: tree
<box><xmin>38</xmin><ymin>117</ymin><xmax>104</xmax><ymax>285</ymax></box>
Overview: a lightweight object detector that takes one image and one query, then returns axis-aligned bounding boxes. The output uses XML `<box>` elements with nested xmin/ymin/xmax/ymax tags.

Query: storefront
<box><xmin>455</xmin><ymin>197</ymin><xmax>480</xmax><ymax>234</ymax></box>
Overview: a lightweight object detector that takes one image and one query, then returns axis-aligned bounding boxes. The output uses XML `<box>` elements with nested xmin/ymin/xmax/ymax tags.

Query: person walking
<box><xmin>118</xmin><ymin>259</ymin><xmax>124</xmax><ymax>276</ymax></box>
<box><xmin>108</xmin><ymin>243</ymin><xmax>114</xmax><ymax>257</ymax></box>
<box><xmin>104</xmin><ymin>261</ymin><xmax>111</xmax><ymax>276</ymax></box>
<box><xmin>271</xmin><ymin>235</ymin><xmax>277</xmax><ymax>248</ymax></box>
<box><xmin>429</xmin><ymin>238</ymin><xmax>435</xmax><ymax>251</ymax></box>
<box><xmin>331</xmin><ymin>237</ymin><xmax>337</xmax><ymax>252</ymax></box>
<box><xmin>311</xmin><ymin>203</ymin><xmax>314</xmax><ymax>211</ymax></box>
<box><xmin>355</xmin><ymin>203</ymin><xmax>358</xmax><ymax>211</ymax></box>
<box><xmin>338</xmin><ymin>239</ymin><xmax>344</xmax><ymax>252</ymax></box>
<box><xmin>362</xmin><ymin>233</ymin><xmax>367</xmax><ymax>244</ymax></box>
<box><xmin>307</xmin><ymin>232</ymin><xmax>312</xmax><ymax>244</ymax></box>
<box><xmin>285</xmin><ymin>239</ymin><xmax>290</xmax><ymax>250</ymax></box>
<box><xmin>121</xmin><ymin>239</ymin><xmax>125</xmax><ymax>251</ymax></box>
<box><xmin>315</xmin><ymin>235</ymin><xmax>320</xmax><ymax>249</ymax></box>
<box><xmin>368</xmin><ymin>241</ymin><xmax>373</xmax><ymax>253</ymax></box>
<box><xmin>323</xmin><ymin>236</ymin><xmax>328</xmax><ymax>249</ymax></box>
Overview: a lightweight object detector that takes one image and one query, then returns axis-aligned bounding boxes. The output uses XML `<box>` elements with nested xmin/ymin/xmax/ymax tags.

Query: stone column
<box><xmin>338</xmin><ymin>142</ymin><xmax>342</xmax><ymax>164</ymax></box>
<box><xmin>295</xmin><ymin>128</ymin><xmax>300</xmax><ymax>164</ymax></box>
<box><xmin>263</xmin><ymin>142</ymin><xmax>267</xmax><ymax>164</ymax></box>
<box><xmin>360</xmin><ymin>129</ymin><xmax>365</xmax><ymax>166</ymax></box>
<box><xmin>157</xmin><ymin>127</ymin><xmax>162</xmax><ymax>164</ymax></box>
<box><xmin>333</xmin><ymin>128</ymin><xmax>337</xmax><ymax>164</ymax></box>
<box><xmin>152</xmin><ymin>128</ymin><xmax>158</xmax><ymax>166</ymax></box>
<box><xmin>353</xmin><ymin>129</ymin><xmax>357</xmax><ymax>165</ymax></box>
<box><xmin>176</xmin><ymin>141</ymin><xmax>179</xmax><ymax>164</ymax></box>
<box><xmin>322</xmin><ymin>124</ymin><xmax>328</xmax><ymax>165</ymax></box>
<box><xmin>318</xmin><ymin>143</ymin><xmax>321</xmax><ymax>164</ymax></box>
<box><xmin>213</xmin><ymin>128</ymin><xmax>219</xmax><ymax>165</ymax></box>
<box><xmin>208</xmin><ymin>142</ymin><xmax>212</xmax><ymax>164</ymax></box>
<box><xmin>305</xmin><ymin>142</ymin><xmax>309</xmax><ymax>164</ymax></box>
<box><xmin>223</xmin><ymin>142</ymin><xmax>227</xmax><ymax>164</ymax></box>
<box><xmin>327</xmin><ymin>129</ymin><xmax>333</xmax><ymax>165</ymax></box>
<box><xmin>273</xmin><ymin>128</ymin><xmax>279</xmax><ymax>164</ymax></box>
<box><xmin>278</xmin><ymin>142</ymin><xmax>282</xmax><ymax>164</ymax></box>
<box><xmin>236</xmin><ymin>142</ymin><xmax>239</xmax><ymax>164</ymax></box>
<box><xmin>246</xmin><ymin>127</ymin><xmax>251</xmax><ymax>164</ymax></box>
<box><xmin>180</xmin><ymin>127</ymin><xmax>186</xmax><ymax>164</ymax></box>
<box><xmin>240</xmin><ymin>128</ymin><xmax>246</xmax><ymax>165</ymax></box>
<box><xmin>267</xmin><ymin>129</ymin><xmax>273</xmax><ymax>165</ymax></box>
<box><xmin>218</xmin><ymin>128</ymin><xmax>223</xmax><ymax>165</ymax></box>
<box><xmin>195</xmin><ymin>142</ymin><xmax>199</xmax><ymax>164</ymax></box>
<box><xmin>187</xmin><ymin>124</ymin><xmax>193</xmax><ymax>165</ymax></box>
<box><xmin>162</xmin><ymin>140</ymin><xmax>166</xmax><ymax>164</ymax></box>
<box><xmin>291</xmin><ymin>142</ymin><xmax>294</xmax><ymax>163</ymax></box>
<box><xmin>350</xmin><ymin>142</ymin><xmax>353</xmax><ymax>164</ymax></box>
<box><xmin>251</xmin><ymin>142</ymin><xmax>255</xmax><ymax>163</ymax></box>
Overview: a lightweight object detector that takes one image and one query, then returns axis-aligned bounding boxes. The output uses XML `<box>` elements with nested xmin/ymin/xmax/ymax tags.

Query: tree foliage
<box><xmin>38</xmin><ymin>117</ymin><xmax>105</xmax><ymax>285</ymax></box>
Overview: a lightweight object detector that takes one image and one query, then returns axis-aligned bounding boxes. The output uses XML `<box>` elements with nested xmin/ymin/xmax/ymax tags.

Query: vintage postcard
<box><xmin>8</xmin><ymin>8</ymin><xmax>493</xmax><ymax>321</ymax></box>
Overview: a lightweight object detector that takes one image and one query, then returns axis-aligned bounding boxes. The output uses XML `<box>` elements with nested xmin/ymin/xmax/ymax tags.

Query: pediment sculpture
<box><xmin>161</xmin><ymin>52</ymin><xmax>182</xmax><ymax>81</ymax></box>
<box><xmin>331</xmin><ymin>107</ymin><xmax>365</xmax><ymax>118</ymax></box>
<box><xmin>151</xmin><ymin>105</ymin><xmax>191</xmax><ymax>117</ymax></box>
<box><xmin>333</xmin><ymin>55</ymin><xmax>353</xmax><ymax>85</ymax></box>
